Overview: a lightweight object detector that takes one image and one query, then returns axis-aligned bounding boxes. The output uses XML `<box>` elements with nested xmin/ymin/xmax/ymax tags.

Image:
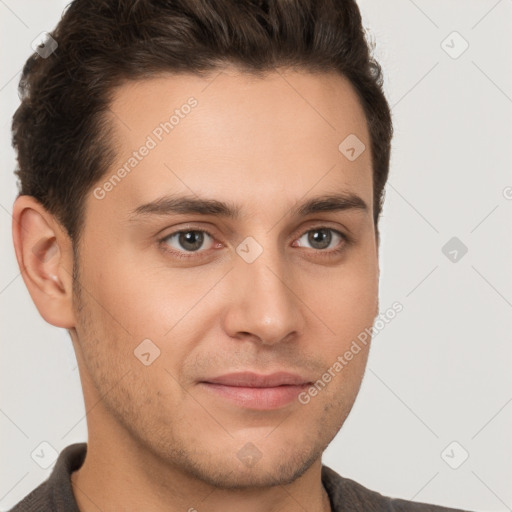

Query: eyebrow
<box><xmin>129</xmin><ymin>192</ymin><xmax>368</xmax><ymax>220</ymax></box>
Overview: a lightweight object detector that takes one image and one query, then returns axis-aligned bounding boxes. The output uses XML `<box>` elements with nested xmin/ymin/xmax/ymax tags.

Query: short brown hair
<box><xmin>12</xmin><ymin>0</ymin><xmax>393</xmax><ymax>248</ymax></box>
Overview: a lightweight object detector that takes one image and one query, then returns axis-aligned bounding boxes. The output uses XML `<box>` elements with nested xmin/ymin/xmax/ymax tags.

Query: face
<box><xmin>71</xmin><ymin>67</ymin><xmax>379</xmax><ymax>488</ymax></box>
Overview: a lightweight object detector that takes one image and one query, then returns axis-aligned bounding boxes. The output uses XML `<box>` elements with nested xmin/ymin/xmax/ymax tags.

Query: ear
<box><xmin>11</xmin><ymin>195</ymin><xmax>76</xmax><ymax>329</ymax></box>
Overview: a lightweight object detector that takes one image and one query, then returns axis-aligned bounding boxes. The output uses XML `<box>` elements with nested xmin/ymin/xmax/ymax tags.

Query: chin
<box><xmin>175</xmin><ymin>442</ymin><xmax>322</xmax><ymax>490</ymax></box>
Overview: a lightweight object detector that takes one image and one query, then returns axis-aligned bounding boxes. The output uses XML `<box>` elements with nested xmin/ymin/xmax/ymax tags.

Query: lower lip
<box><xmin>200</xmin><ymin>383</ymin><xmax>309</xmax><ymax>410</ymax></box>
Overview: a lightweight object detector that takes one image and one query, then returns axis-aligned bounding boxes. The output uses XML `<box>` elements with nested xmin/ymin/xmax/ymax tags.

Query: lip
<box><xmin>203</xmin><ymin>371</ymin><xmax>311</xmax><ymax>387</ymax></box>
<box><xmin>199</xmin><ymin>372</ymin><xmax>312</xmax><ymax>410</ymax></box>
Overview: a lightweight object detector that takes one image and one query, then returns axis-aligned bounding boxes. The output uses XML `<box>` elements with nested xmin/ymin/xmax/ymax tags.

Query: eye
<box><xmin>160</xmin><ymin>229</ymin><xmax>216</xmax><ymax>257</ymax></box>
<box><xmin>159</xmin><ymin>226</ymin><xmax>349</xmax><ymax>260</ymax></box>
<box><xmin>294</xmin><ymin>227</ymin><xmax>347</xmax><ymax>253</ymax></box>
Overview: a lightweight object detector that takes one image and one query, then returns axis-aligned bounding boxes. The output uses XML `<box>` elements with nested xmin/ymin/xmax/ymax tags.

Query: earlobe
<box><xmin>11</xmin><ymin>195</ymin><xmax>76</xmax><ymax>329</ymax></box>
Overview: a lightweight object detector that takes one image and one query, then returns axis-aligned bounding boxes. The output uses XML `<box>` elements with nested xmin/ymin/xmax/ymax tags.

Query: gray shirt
<box><xmin>8</xmin><ymin>443</ymin><xmax>471</xmax><ymax>511</ymax></box>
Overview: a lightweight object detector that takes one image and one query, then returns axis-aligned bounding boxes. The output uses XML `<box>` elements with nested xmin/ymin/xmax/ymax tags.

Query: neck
<box><xmin>70</xmin><ymin>414</ymin><xmax>331</xmax><ymax>512</ymax></box>
<box><xmin>71</xmin><ymin>444</ymin><xmax>331</xmax><ymax>512</ymax></box>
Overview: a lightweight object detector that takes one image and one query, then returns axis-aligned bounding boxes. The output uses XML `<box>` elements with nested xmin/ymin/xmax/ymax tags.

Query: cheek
<box><xmin>83</xmin><ymin>248</ymin><xmax>190</xmax><ymax>337</ymax></box>
<box><xmin>298</xmin><ymin>260</ymin><xmax>377</xmax><ymax>392</ymax></box>
<box><xmin>81</xmin><ymin>227</ymin><xmax>377</xmax><ymax>350</ymax></box>
<box><xmin>307</xmin><ymin>256</ymin><xmax>378</xmax><ymax>335</ymax></box>
<box><xmin>81</xmin><ymin>251</ymin><xmax>223</xmax><ymax>380</ymax></box>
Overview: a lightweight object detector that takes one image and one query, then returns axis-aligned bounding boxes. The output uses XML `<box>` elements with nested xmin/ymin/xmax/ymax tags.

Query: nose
<box><xmin>222</xmin><ymin>244</ymin><xmax>304</xmax><ymax>346</ymax></box>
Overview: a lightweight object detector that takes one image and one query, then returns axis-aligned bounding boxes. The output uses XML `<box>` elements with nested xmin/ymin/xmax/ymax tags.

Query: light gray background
<box><xmin>1</xmin><ymin>1</ymin><xmax>511</xmax><ymax>510</ymax></box>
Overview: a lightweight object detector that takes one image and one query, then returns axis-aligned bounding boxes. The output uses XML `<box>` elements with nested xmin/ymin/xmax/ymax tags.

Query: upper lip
<box><xmin>202</xmin><ymin>371</ymin><xmax>312</xmax><ymax>388</ymax></box>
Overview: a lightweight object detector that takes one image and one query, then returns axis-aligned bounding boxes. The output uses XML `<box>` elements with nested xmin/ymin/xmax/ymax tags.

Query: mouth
<box><xmin>199</xmin><ymin>371</ymin><xmax>313</xmax><ymax>410</ymax></box>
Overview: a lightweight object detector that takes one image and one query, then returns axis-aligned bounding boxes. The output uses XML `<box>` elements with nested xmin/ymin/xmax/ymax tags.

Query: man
<box><xmin>9</xmin><ymin>0</ymin><xmax>472</xmax><ymax>510</ymax></box>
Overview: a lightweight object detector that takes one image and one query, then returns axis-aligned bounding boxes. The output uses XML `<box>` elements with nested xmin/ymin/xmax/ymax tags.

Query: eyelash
<box><xmin>158</xmin><ymin>226</ymin><xmax>350</xmax><ymax>260</ymax></box>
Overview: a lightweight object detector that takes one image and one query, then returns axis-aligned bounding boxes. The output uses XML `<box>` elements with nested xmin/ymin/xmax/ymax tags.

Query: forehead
<box><xmin>109</xmin><ymin>67</ymin><xmax>369</xmax><ymax>147</ymax></box>
<box><xmin>90</xmin><ymin>68</ymin><xmax>373</xmax><ymax>222</ymax></box>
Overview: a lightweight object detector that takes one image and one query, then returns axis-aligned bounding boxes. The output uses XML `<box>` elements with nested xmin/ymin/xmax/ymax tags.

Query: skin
<box><xmin>12</xmin><ymin>66</ymin><xmax>380</xmax><ymax>512</ymax></box>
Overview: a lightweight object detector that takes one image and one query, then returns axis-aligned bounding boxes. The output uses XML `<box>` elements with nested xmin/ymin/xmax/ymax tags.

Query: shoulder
<box><xmin>8</xmin><ymin>484</ymin><xmax>52</xmax><ymax>512</ymax></box>
<box><xmin>7</xmin><ymin>443</ymin><xmax>87</xmax><ymax>512</ymax></box>
<box><xmin>322</xmin><ymin>465</ymin><xmax>473</xmax><ymax>512</ymax></box>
